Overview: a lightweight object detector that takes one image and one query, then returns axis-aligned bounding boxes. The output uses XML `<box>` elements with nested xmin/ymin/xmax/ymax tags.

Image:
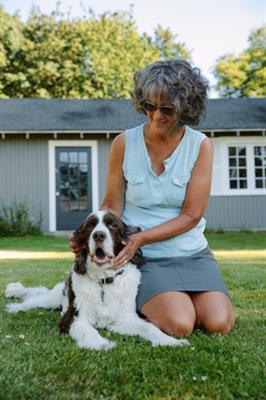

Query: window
<box><xmin>254</xmin><ymin>146</ymin><xmax>266</xmax><ymax>188</ymax></box>
<box><xmin>228</xmin><ymin>146</ymin><xmax>247</xmax><ymax>189</ymax></box>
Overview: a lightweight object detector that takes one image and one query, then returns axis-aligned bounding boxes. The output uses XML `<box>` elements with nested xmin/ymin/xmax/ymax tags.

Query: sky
<box><xmin>0</xmin><ymin>0</ymin><xmax>265</xmax><ymax>97</ymax></box>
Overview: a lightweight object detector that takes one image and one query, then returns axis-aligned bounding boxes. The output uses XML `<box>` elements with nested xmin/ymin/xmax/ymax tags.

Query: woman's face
<box><xmin>145</xmin><ymin>94</ymin><xmax>179</xmax><ymax>134</ymax></box>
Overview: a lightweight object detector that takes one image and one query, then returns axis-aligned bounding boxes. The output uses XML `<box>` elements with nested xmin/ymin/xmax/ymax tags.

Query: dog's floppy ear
<box><xmin>72</xmin><ymin>220</ymin><xmax>90</xmax><ymax>275</ymax></box>
<box><xmin>124</xmin><ymin>224</ymin><xmax>142</xmax><ymax>236</ymax></box>
<box><xmin>73</xmin><ymin>251</ymin><xmax>87</xmax><ymax>275</ymax></box>
<box><xmin>123</xmin><ymin>223</ymin><xmax>145</xmax><ymax>267</ymax></box>
<box><xmin>130</xmin><ymin>248</ymin><xmax>145</xmax><ymax>267</ymax></box>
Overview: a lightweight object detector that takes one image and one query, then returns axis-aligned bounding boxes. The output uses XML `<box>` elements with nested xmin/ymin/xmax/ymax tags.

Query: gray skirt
<box><xmin>136</xmin><ymin>246</ymin><xmax>229</xmax><ymax>312</ymax></box>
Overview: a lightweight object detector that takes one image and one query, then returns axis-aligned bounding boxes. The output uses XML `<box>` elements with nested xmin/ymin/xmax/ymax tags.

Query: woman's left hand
<box><xmin>111</xmin><ymin>233</ymin><xmax>143</xmax><ymax>270</ymax></box>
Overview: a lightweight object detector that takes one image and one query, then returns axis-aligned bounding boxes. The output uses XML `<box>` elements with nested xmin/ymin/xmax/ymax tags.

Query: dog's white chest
<box><xmin>72</xmin><ymin>267</ymin><xmax>140</xmax><ymax>328</ymax></box>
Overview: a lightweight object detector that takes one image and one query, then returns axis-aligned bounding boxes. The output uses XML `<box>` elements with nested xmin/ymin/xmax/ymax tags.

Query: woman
<box><xmin>73</xmin><ymin>60</ymin><xmax>234</xmax><ymax>336</ymax></box>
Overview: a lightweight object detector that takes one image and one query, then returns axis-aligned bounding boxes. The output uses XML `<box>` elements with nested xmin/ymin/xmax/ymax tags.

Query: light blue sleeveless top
<box><xmin>122</xmin><ymin>124</ymin><xmax>208</xmax><ymax>258</ymax></box>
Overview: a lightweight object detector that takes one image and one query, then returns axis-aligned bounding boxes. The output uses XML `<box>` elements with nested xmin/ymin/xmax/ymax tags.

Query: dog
<box><xmin>5</xmin><ymin>210</ymin><xmax>189</xmax><ymax>350</ymax></box>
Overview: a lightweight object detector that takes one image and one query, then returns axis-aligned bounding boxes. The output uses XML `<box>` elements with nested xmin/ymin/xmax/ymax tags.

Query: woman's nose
<box><xmin>153</xmin><ymin>108</ymin><xmax>164</xmax><ymax>118</ymax></box>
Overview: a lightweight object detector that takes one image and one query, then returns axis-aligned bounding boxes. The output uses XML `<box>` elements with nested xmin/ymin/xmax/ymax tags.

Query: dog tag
<box><xmin>100</xmin><ymin>286</ymin><xmax>105</xmax><ymax>302</ymax></box>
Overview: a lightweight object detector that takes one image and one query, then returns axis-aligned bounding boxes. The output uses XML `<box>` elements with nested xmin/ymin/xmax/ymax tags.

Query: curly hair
<box><xmin>132</xmin><ymin>60</ymin><xmax>209</xmax><ymax>126</ymax></box>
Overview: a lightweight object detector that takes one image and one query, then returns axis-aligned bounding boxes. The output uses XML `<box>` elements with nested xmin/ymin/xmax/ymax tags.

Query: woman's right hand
<box><xmin>69</xmin><ymin>234</ymin><xmax>86</xmax><ymax>254</ymax></box>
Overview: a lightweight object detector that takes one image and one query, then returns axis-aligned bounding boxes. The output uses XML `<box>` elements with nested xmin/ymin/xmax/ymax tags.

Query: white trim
<box><xmin>48</xmin><ymin>140</ymin><xmax>99</xmax><ymax>232</ymax></box>
<box><xmin>0</xmin><ymin>130</ymin><xmax>120</xmax><ymax>134</ymax></box>
<box><xmin>211</xmin><ymin>137</ymin><xmax>266</xmax><ymax>196</ymax></box>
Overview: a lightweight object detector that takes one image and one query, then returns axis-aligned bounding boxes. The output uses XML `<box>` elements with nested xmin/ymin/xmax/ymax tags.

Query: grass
<box><xmin>0</xmin><ymin>233</ymin><xmax>265</xmax><ymax>399</ymax></box>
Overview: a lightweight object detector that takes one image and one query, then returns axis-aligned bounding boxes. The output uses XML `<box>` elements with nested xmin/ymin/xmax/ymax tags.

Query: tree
<box><xmin>214</xmin><ymin>25</ymin><xmax>266</xmax><ymax>97</ymax></box>
<box><xmin>0</xmin><ymin>7</ymin><xmax>191</xmax><ymax>98</ymax></box>
<box><xmin>0</xmin><ymin>7</ymin><xmax>32</xmax><ymax>98</ymax></box>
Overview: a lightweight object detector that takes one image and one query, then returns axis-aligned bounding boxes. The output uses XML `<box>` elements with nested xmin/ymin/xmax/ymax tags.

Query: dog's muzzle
<box><xmin>91</xmin><ymin>246</ymin><xmax>113</xmax><ymax>266</ymax></box>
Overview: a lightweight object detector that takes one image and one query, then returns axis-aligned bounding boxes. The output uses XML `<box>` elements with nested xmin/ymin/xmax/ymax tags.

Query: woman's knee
<box><xmin>140</xmin><ymin>291</ymin><xmax>196</xmax><ymax>337</ymax></box>
<box><xmin>202</xmin><ymin>310</ymin><xmax>235</xmax><ymax>335</ymax></box>
<box><xmin>192</xmin><ymin>292</ymin><xmax>235</xmax><ymax>335</ymax></box>
<box><xmin>164</xmin><ymin>316</ymin><xmax>195</xmax><ymax>336</ymax></box>
<box><xmin>149</xmin><ymin>314</ymin><xmax>195</xmax><ymax>337</ymax></box>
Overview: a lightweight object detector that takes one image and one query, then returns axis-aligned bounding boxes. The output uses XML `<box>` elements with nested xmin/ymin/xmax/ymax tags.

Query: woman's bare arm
<box><xmin>100</xmin><ymin>132</ymin><xmax>126</xmax><ymax>216</ymax></box>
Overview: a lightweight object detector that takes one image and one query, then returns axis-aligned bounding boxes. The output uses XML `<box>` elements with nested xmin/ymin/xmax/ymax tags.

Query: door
<box><xmin>56</xmin><ymin>147</ymin><xmax>92</xmax><ymax>230</ymax></box>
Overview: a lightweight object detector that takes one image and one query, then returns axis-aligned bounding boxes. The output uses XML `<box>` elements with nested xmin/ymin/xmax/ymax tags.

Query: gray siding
<box><xmin>0</xmin><ymin>139</ymin><xmax>49</xmax><ymax>230</ymax></box>
<box><xmin>206</xmin><ymin>195</ymin><xmax>266</xmax><ymax>230</ymax></box>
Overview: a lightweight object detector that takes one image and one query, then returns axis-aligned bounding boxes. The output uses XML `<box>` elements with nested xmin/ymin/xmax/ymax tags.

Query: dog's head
<box><xmin>73</xmin><ymin>210</ymin><xmax>144</xmax><ymax>274</ymax></box>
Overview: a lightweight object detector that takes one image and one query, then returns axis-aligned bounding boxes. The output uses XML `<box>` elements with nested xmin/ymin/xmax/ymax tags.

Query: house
<box><xmin>0</xmin><ymin>98</ymin><xmax>265</xmax><ymax>232</ymax></box>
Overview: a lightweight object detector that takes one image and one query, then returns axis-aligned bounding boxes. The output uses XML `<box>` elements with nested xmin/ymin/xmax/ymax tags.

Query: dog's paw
<box><xmin>6</xmin><ymin>303</ymin><xmax>25</xmax><ymax>313</ymax></box>
<box><xmin>152</xmin><ymin>336</ymin><xmax>190</xmax><ymax>347</ymax></box>
<box><xmin>78</xmin><ymin>338</ymin><xmax>116</xmax><ymax>351</ymax></box>
<box><xmin>101</xmin><ymin>340</ymin><xmax>116</xmax><ymax>351</ymax></box>
<box><xmin>176</xmin><ymin>338</ymin><xmax>190</xmax><ymax>346</ymax></box>
<box><xmin>5</xmin><ymin>282</ymin><xmax>26</xmax><ymax>299</ymax></box>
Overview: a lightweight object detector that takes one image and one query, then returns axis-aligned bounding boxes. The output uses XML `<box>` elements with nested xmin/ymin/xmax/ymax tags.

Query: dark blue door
<box><xmin>56</xmin><ymin>147</ymin><xmax>92</xmax><ymax>230</ymax></box>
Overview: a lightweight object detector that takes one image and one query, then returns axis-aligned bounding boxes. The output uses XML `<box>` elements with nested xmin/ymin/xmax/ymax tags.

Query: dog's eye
<box><xmin>107</xmin><ymin>222</ymin><xmax>117</xmax><ymax>230</ymax></box>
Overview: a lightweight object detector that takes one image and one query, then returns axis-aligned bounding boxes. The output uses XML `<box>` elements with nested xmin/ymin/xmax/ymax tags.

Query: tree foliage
<box><xmin>0</xmin><ymin>6</ymin><xmax>190</xmax><ymax>98</ymax></box>
<box><xmin>214</xmin><ymin>25</ymin><xmax>266</xmax><ymax>97</ymax></box>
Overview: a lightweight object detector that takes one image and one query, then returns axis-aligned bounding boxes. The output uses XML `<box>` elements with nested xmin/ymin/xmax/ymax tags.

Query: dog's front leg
<box><xmin>69</xmin><ymin>316</ymin><xmax>116</xmax><ymax>351</ymax></box>
<box><xmin>109</xmin><ymin>315</ymin><xmax>190</xmax><ymax>347</ymax></box>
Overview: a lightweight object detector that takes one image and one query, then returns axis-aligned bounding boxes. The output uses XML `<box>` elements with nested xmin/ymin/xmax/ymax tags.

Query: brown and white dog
<box><xmin>5</xmin><ymin>210</ymin><xmax>189</xmax><ymax>350</ymax></box>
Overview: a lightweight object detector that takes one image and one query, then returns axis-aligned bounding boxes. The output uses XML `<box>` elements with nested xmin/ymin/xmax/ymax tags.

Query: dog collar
<box><xmin>99</xmin><ymin>270</ymin><xmax>124</xmax><ymax>302</ymax></box>
<box><xmin>100</xmin><ymin>269</ymin><xmax>124</xmax><ymax>285</ymax></box>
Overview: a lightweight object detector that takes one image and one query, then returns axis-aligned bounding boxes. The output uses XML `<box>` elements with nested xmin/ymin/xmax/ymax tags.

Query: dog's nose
<box><xmin>93</xmin><ymin>231</ymin><xmax>107</xmax><ymax>241</ymax></box>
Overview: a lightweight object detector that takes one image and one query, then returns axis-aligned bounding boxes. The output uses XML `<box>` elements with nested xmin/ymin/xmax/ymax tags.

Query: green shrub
<box><xmin>0</xmin><ymin>202</ymin><xmax>43</xmax><ymax>236</ymax></box>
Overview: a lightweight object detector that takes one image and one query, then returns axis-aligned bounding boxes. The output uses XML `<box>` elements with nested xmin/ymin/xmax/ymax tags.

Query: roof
<box><xmin>0</xmin><ymin>98</ymin><xmax>265</xmax><ymax>132</ymax></box>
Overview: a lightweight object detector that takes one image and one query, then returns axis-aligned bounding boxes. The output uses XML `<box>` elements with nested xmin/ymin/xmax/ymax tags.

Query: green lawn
<box><xmin>0</xmin><ymin>233</ymin><xmax>265</xmax><ymax>400</ymax></box>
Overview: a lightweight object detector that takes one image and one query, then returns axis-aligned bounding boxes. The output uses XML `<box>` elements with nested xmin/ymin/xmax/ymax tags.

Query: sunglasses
<box><xmin>142</xmin><ymin>101</ymin><xmax>176</xmax><ymax>116</ymax></box>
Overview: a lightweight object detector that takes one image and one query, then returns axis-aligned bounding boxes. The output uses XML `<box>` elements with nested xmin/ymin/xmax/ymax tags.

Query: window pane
<box><xmin>80</xmin><ymin>201</ymin><xmax>88</xmax><ymax>211</ymax></box>
<box><xmin>255</xmin><ymin>168</ymin><xmax>263</xmax><ymax>177</ymax></box>
<box><xmin>238</xmin><ymin>158</ymin><xmax>246</xmax><ymax>167</ymax></box>
<box><xmin>79</xmin><ymin>164</ymin><xmax>88</xmax><ymax>173</ymax></box>
<box><xmin>60</xmin><ymin>165</ymin><xmax>69</xmax><ymax>176</ymax></box>
<box><xmin>60</xmin><ymin>152</ymin><xmax>68</xmax><ymax>163</ymax></box>
<box><xmin>239</xmin><ymin>169</ymin><xmax>247</xmax><ymax>178</ymax></box>
<box><xmin>230</xmin><ymin>168</ymin><xmax>237</xmax><ymax>178</ymax></box>
<box><xmin>79</xmin><ymin>152</ymin><xmax>87</xmax><ymax>163</ymax></box>
<box><xmin>239</xmin><ymin>180</ymin><xmax>247</xmax><ymax>189</ymax></box>
<box><xmin>256</xmin><ymin>179</ymin><xmax>263</xmax><ymax>188</ymax></box>
<box><xmin>60</xmin><ymin>188</ymin><xmax>69</xmax><ymax>200</ymax></box>
<box><xmin>69</xmin><ymin>166</ymin><xmax>79</xmax><ymax>181</ymax></box>
<box><xmin>255</xmin><ymin>157</ymin><xmax>262</xmax><ymax>166</ymax></box>
<box><xmin>230</xmin><ymin>180</ymin><xmax>237</xmax><ymax>189</ymax></box>
<box><xmin>69</xmin><ymin>152</ymin><xmax>78</xmax><ymax>163</ymax></box>
<box><xmin>70</xmin><ymin>200</ymin><xmax>79</xmax><ymax>211</ymax></box>
<box><xmin>229</xmin><ymin>147</ymin><xmax>236</xmax><ymax>156</ymax></box>
<box><xmin>61</xmin><ymin>201</ymin><xmax>70</xmax><ymax>212</ymax></box>
<box><xmin>238</xmin><ymin>147</ymin><xmax>246</xmax><ymax>156</ymax></box>
<box><xmin>229</xmin><ymin>158</ymin><xmax>237</xmax><ymax>167</ymax></box>
<box><xmin>254</xmin><ymin>147</ymin><xmax>262</xmax><ymax>156</ymax></box>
